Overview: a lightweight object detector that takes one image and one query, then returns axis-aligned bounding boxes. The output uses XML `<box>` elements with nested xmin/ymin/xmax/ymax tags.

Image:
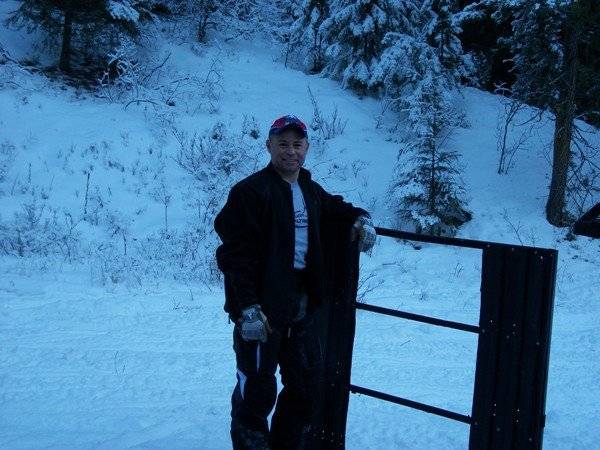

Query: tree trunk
<box><xmin>59</xmin><ymin>8</ymin><xmax>73</xmax><ymax>73</ymax></box>
<box><xmin>546</xmin><ymin>8</ymin><xmax>579</xmax><ymax>227</ymax></box>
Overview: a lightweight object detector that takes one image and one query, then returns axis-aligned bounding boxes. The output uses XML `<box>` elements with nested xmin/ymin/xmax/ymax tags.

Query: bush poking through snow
<box><xmin>98</xmin><ymin>41</ymin><xmax>222</xmax><ymax>114</ymax></box>
<box><xmin>0</xmin><ymin>199</ymin><xmax>81</xmax><ymax>262</ymax></box>
<box><xmin>308</xmin><ymin>85</ymin><xmax>348</xmax><ymax>141</ymax></box>
<box><xmin>0</xmin><ymin>140</ymin><xmax>17</xmax><ymax>186</ymax></box>
<box><xmin>1</xmin><ymin>122</ymin><xmax>265</xmax><ymax>286</ymax></box>
<box><xmin>495</xmin><ymin>86</ymin><xmax>530</xmax><ymax>175</ymax></box>
<box><xmin>172</xmin><ymin>122</ymin><xmax>258</xmax><ymax>187</ymax></box>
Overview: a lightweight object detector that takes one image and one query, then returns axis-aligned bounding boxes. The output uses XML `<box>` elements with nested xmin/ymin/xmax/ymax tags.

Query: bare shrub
<box><xmin>98</xmin><ymin>40</ymin><xmax>223</xmax><ymax>114</ymax></box>
<box><xmin>89</xmin><ymin>243</ymin><xmax>143</xmax><ymax>287</ymax></box>
<box><xmin>0</xmin><ymin>140</ymin><xmax>17</xmax><ymax>185</ymax></box>
<box><xmin>0</xmin><ymin>199</ymin><xmax>81</xmax><ymax>262</ymax></box>
<box><xmin>307</xmin><ymin>85</ymin><xmax>348</xmax><ymax>140</ymax></box>
<box><xmin>0</xmin><ymin>43</ymin><xmax>37</xmax><ymax>89</ymax></box>
<box><xmin>495</xmin><ymin>87</ymin><xmax>530</xmax><ymax>174</ymax></box>
<box><xmin>184</xmin><ymin>0</ymin><xmax>219</xmax><ymax>42</ymax></box>
<box><xmin>172</xmin><ymin>122</ymin><xmax>257</xmax><ymax>186</ymax></box>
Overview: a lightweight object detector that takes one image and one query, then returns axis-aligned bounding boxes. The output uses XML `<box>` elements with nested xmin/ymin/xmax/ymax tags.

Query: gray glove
<box><xmin>353</xmin><ymin>215</ymin><xmax>377</xmax><ymax>253</ymax></box>
<box><xmin>239</xmin><ymin>305</ymin><xmax>272</xmax><ymax>343</ymax></box>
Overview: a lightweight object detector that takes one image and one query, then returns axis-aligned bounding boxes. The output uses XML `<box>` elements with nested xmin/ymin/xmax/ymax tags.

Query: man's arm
<box><xmin>313</xmin><ymin>182</ymin><xmax>376</xmax><ymax>252</ymax></box>
<box><xmin>214</xmin><ymin>184</ymin><xmax>263</xmax><ymax>319</ymax></box>
<box><xmin>313</xmin><ymin>181</ymin><xmax>368</xmax><ymax>222</ymax></box>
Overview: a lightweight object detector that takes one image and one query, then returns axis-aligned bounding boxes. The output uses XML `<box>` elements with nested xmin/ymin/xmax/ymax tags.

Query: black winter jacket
<box><xmin>214</xmin><ymin>163</ymin><xmax>367</xmax><ymax>326</ymax></box>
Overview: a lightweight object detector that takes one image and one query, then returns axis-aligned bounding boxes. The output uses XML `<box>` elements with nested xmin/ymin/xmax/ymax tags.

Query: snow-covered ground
<box><xmin>1</xmin><ymin>7</ymin><xmax>599</xmax><ymax>449</ymax></box>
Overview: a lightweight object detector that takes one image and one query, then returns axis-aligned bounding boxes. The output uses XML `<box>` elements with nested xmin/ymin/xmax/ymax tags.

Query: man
<box><xmin>214</xmin><ymin>115</ymin><xmax>376</xmax><ymax>450</ymax></box>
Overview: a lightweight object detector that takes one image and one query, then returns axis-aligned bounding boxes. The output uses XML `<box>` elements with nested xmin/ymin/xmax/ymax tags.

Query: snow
<box><xmin>108</xmin><ymin>1</ymin><xmax>140</xmax><ymax>24</ymax></box>
<box><xmin>1</xmin><ymin>262</ymin><xmax>231</xmax><ymax>449</ymax></box>
<box><xmin>1</xmin><ymin>5</ymin><xmax>599</xmax><ymax>450</ymax></box>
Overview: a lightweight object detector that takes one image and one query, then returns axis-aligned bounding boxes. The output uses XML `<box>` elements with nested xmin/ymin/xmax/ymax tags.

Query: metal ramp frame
<box><xmin>315</xmin><ymin>227</ymin><xmax>557</xmax><ymax>450</ymax></box>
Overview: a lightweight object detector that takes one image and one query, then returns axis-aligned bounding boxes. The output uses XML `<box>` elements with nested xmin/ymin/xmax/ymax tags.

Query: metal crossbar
<box><xmin>355</xmin><ymin>301</ymin><xmax>479</xmax><ymax>334</ymax></box>
<box><xmin>349</xmin><ymin>384</ymin><xmax>472</xmax><ymax>424</ymax></box>
<box><xmin>375</xmin><ymin>226</ymin><xmax>543</xmax><ymax>251</ymax></box>
<box><xmin>350</xmin><ymin>285</ymin><xmax>478</xmax><ymax>430</ymax></box>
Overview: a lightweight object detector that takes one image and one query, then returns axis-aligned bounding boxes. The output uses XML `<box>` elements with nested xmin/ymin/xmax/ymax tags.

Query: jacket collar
<box><xmin>265</xmin><ymin>163</ymin><xmax>312</xmax><ymax>185</ymax></box>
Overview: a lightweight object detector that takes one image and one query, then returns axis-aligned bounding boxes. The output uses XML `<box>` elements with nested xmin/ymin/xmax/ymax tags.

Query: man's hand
<box><xmin>352</xmin><ymin>215</ymin><xmax>377</xmax><ymax>253</ymax></box>
<box><xmin>239</xmin><ymin>305</ymin><xmax>272</xmax><ymax>343</ymax></box>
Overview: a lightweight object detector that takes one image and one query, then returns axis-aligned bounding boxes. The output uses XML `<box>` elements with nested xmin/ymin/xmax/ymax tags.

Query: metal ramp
<box><xmin>313</xmin><ymin>227</ymin><xmax>557</xmax><ymax>450</ymax></box>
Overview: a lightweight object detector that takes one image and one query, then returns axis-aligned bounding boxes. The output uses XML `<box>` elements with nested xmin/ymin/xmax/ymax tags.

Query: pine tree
<box><xmin>509</xmin><ymin>0</ymin><xmax>563</xmax><ymax>109</ymax></box>
<box><xmin>288</xmin><ymin>0</ymin><xmax>329</xmax><ymax>73</ymax></box>
<box><xmin>506</xmin><ymin>0</ymin><xmax>600</xmax><ymax>226</ymax></box>
<box><xmin>6</xmin><ymin>0</ymin><xmax>150</xmax><ymax>74</ymax></box>
<box><xmin>430</xmin><ymin>0</ymin><xmax>471</xmax><ymax>87</ymax></box>
<box><xmin>386</xmin><ymin>41</ymin><xmax>471</xmax><ymax>235</ymax></box>
<box><xmin>320</xmin><ymin>0</ymin><xmax>402</xmax><ymax>94</ymax></box>
<box><xmin>545</xmin><ymin>0</ymin><xmax>599</xmax><ymax>226</ymax></box>
<box><xmin>378</xmin><ymin>0</ymin><xmax>471</xmax><ymax>235</ymax></box>
<box><xmin>454</xmin><ymin>0</ymin><xmax>516</xmax><ymax>90</ymax></box>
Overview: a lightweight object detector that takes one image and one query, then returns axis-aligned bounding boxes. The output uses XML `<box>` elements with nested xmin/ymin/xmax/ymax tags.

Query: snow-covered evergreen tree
<box><xmin>508</xmin><ymin>0</ymin><xmax>564</xmax><ymax>109</ymax></box>
<box><xmin>370</xmin><ymin>0</ymin><xmax>468</xmax><ymax>90</ymax></box>
<box><xmin>6</xmin><ymin>0</ymin><xmax>154</xmax><ymax>75</ymax></box>
<box><xmin>385</xmin><ymin>41</ymin><xmax>471</xmax><ymax>235</ymax></box>
<box><xmin>430</xmin><ymin>0</ymin><xmax>472</xmax><ymax>87</ymax></box>
<box><xmin>320</xmin><ymin>0</ymin><xmax>402</xmax><ymax>94</ymax></box>
<box><xmin>452</xmin><ymin>0</ymin><xmax>514</xmax><ymax>89</ymax></box>
<box><xmin>175</xmin><ymin>0</ymin><xmax>267</xmax><ymax>43</ymax></box>
<box><xmin>376</xmin><ymin>0</ymin><xmax>471</xmax><ymax>235</ymax></box>
<box><xmin>504</xmin><ymin>0</ymin><xmax>600</xmax><ymax>226</ymax></box>
<box><xmin>288</xmin><ymin>0</ymin><xmax>329</xmax><ymax>73</ymax></box>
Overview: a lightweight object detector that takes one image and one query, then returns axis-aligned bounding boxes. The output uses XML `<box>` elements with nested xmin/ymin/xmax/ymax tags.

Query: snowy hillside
<box><xmin>1</xmin><ymin>6</ymin><xmax>599</xmax><ymax>450</ymax></box>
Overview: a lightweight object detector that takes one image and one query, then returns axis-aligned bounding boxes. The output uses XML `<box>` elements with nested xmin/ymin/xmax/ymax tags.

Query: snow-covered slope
<box><xmin>1</xmin><ymin>8</ymin><xmax>599</xmax><ymax>450</ymax></box>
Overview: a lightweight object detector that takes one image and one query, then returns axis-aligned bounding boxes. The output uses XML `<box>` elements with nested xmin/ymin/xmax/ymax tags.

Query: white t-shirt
<box><xmin>290</xmin><ymin>181</ymin><xmax>308</xmax><ymax>269</ymax></box>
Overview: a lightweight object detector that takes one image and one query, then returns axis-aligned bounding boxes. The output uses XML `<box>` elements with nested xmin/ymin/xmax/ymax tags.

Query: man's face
<box><xmin>266</xmin><ymin>128</ymin><xmax>309</xmax><ymax>178</ymax></box>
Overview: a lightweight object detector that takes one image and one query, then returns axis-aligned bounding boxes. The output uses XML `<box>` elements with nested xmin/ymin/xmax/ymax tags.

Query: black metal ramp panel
<box><xmin>470</xmin><ymin>246</ymin><xmax>557</xmax><ymax>450</ymax></box>
<box><xmin>311</xmin><ymin>226</ymin><xmax>557</xmax><ymax>450</ymax></box>
<box><xmin>307</xmin><ymin>221</ymin><xmax>360</xmax><ymax>450</ymax></box>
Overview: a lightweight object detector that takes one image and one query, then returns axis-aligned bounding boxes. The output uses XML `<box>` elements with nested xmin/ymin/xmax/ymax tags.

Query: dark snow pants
<box><xmin>230</xmin><ymin>275</ymin><xmax>324</xmax><ymax>450</ymax></box>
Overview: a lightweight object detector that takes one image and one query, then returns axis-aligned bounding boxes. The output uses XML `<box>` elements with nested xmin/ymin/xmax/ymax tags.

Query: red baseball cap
<box><xmin>269</xmin><ymin>115</ymin><xmax>308</xmax><ymax>138</ymax></box>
